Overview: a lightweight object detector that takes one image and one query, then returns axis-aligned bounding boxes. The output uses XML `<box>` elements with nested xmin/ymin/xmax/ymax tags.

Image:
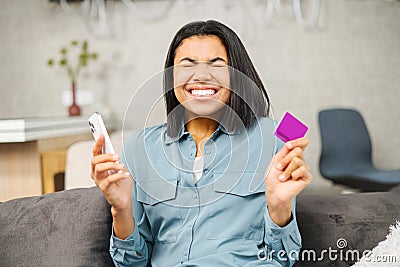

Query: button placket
<box><xmin>187</xmin><ymin>187</ymin><xmax>201</xmax><ymax>261</ymax></box>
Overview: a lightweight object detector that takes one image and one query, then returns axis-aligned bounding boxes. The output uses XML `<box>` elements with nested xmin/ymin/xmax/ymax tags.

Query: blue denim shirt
<box><xmin>110</xmin><ymin>117</ymin><xmax>302</xmax><ymax>266</ymax></box>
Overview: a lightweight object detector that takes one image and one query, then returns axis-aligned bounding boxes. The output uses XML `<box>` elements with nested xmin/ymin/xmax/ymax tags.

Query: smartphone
<box><xmin>274</xmin><ymin>111</ymin><xmax>308</xmax><ymax>143</ymax></box>
<box><xmin>88</xmin><ymin>112</ymin><xmax>116</xmax><ymax>154</ymax></box>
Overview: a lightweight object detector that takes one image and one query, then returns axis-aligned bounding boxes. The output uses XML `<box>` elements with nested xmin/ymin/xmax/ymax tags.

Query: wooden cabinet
<box><xmin>41</xmin><ymin>150</ymin><xmax>67</xmax><ymax>194</ymax></box>
<box><xmin>0</xmin><ymin>116</ymin><xmax>114</xmax><ymax>201</ymax></box>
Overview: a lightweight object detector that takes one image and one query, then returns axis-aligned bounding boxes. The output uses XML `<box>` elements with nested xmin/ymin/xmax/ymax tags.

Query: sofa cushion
<box><xmin>295</xmin><ymin>191</ymin><xmax>400</xmax><ymax>266</ymax></box>
<box><xmin>0</xmin><ymin>187</ymin><xmax>113</xmax><ymax>267</ymax></box>
<box><xmin>1</xmin><ymin>186</ymin><xmax>399</xmax><ymax>266</ymax></box>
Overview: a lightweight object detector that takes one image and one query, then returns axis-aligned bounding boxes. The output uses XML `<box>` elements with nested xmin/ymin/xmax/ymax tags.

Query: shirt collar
<box><xmin>163</xmin><ymin>126</ymin><xmax>188</xmax><ymax>145</ymax></box>
<box><xmin>163</xmin><ymin>122</ymin><xmax>240</xmax><ymax>145</ymax></box>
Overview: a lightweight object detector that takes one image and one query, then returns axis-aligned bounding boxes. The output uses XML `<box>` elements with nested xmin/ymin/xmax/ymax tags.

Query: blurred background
<box><xmin>0</xmin><ymin>0</ymin><xmax>399</xmax><ymax>199</ymax></box>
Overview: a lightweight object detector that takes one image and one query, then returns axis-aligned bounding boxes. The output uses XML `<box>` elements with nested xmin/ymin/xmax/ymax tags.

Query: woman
<box><xmin>92</xmin><ymin>20</ymin><xmax>311</xmax><ymax>266</ymax></box>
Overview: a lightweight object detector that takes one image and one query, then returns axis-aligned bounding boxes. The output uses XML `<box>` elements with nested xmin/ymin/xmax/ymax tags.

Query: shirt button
<box><xmin>192</xmin><ymin>193</ymin><xmax>198</xmax><ymax>199</ymax></box>
<box><xmin>272</xmin><ymin>229</ymin><xmax>280</xmax><ymax>235</ymax></box>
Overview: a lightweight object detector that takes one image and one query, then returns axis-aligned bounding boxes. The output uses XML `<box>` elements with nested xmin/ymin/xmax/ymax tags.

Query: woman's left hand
<box><xmin>264</xmin><ymin>137</ymin><xmax>312</xmax><ymax>226</ymax></box>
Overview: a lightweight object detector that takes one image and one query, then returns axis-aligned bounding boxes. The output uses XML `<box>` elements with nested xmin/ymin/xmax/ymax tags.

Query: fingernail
<box><xmin>117</xmin><ymin>163</ymin><xmax>125</xmax><ymax>169</ymax></box>
<box><xmin>125</xmin><ymin>172</ymin><xmax>130</xmax><ymax>177</ymax></box>
<box><xmin>279</xmin><ymin>174</ymin><xmax>286</xmax><ymax>181</ymax></box>
<box><xmin>113</xmin><ymin>154</ymin><xmax>119</xmax><ymax>160</ymax></box>
<box><xmin>286</xmin><ymin>142</ymin><xmax>293</xmax><ymax>149</ymax></box>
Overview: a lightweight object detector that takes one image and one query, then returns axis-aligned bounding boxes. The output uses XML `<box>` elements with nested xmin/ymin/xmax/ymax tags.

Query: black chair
<box><xmin>318</xmin><ymin>108</ymin><xmax>400</xmax><ymax>192</ymax></box>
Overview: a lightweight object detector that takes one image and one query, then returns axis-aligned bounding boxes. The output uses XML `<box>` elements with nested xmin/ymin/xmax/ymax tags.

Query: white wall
<box><xmin>1</xmin><ymin>0</ymin><xmax>399</xmax><ymax>194</ymax></box>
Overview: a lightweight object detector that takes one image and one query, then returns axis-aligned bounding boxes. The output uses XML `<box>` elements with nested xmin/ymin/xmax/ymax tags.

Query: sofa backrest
<box><xmin>1</xmin><ymin>186</ymin><xmax>399</xmax><ymax>266</ymax></box>
<box><xmin>0</xmin><ymin>187</ymin><xmax>113</xmax><ymax>267</ymax></box>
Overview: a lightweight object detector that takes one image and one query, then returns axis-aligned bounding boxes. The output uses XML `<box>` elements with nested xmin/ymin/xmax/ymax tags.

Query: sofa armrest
<box><xmin>0</xmin><ymin>187</ymin><xmax>113</xmax><ymax>267</ymax></box>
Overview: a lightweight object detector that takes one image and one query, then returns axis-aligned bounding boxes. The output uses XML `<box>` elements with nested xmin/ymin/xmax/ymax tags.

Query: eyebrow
<box><xmin>178</xmin><ymin>57</ymin><xmax>227</xmax><ymax>64</ymax></box>
<box><xmin>208</xmin><ymin>57</ymin><xmax>227</xmax><ymax>63</ymax></box>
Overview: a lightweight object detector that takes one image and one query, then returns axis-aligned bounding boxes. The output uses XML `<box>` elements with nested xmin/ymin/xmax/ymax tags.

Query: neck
<box><xmin>186</xmin><ymin>117</ymin><xmax>218</xmax><ymax>157</ymax></box>
<box><xmin>186</xmin><ymin>117</ymin><xmax>218</xmax><ymax>138</ymax></box>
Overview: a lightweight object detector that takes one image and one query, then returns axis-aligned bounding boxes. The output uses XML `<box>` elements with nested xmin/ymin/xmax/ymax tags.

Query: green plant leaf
<box><xmin>48</xmin><ymin>39</ymin><xmax>98</xmax><ymax>82</ymax></box>
<box><xmin>82</xmin><ymin>40</ymin><xmax>88</xmax><ymax>51</ymax></box>
<box><xmin>80</xmin><ymin>54</ymin><xmax>88</xmax><ymax>66</ymax></box>
<box><xmin>60</xmin><ymin>59</ymin><xmax>67</xmax><ymax>66</ymax></box>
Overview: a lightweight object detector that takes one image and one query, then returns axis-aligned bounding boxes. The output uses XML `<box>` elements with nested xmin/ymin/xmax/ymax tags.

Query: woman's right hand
<box><xmin>92</xmin><ymin>134</ymin><xmax>135</xmax><ymax>239</ymax></box>
<box><xmin>91</xmin><ymin>134</ymin><xmax>133</xmax><ymax>212</ymax></box>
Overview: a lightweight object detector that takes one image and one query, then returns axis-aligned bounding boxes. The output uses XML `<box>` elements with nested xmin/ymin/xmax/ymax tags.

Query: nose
<box><xmin>192</xmin><ymin>63</ymin><xmax>212</xmax><ymax>82</ymax></box>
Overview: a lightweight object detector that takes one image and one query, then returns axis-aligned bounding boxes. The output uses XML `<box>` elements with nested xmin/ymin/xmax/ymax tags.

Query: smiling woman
<box><xmin>163</xmin><ymin>20</ymin><xmax>272</xmax><ymax>137</ymax></box>
<box><xmin>91</xmin><ymin>20</ymin><xmax>312</xmax><ymax>267</ymax></box>
<box><xmin>173</xmin><ymin>35</ymin><xmax>231</xmax><ymax>122</ymax></box>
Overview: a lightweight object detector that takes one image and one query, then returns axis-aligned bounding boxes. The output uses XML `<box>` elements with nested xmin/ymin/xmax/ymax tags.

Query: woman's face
<box><xmin>173</xmin><ymin>35</ymin><xmax>230</xmax><ymax>118</ymax></box>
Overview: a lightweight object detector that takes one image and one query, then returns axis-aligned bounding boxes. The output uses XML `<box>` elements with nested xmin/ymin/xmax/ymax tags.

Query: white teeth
<box><xmin>190</xmin><ymin>89</ymin><xmax>216</xmax><ymax>96</ymax></box>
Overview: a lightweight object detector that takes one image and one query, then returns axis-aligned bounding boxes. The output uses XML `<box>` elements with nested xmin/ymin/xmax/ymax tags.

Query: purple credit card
<box><xmin>274</xmin><ymin>112</ymin><xmax>308</xmax><ymax>143</ymax></box>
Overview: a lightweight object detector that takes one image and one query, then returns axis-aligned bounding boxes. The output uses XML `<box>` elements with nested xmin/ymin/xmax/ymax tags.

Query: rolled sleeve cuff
<box><xmin>111</xmin><ymin>223</ymin><xmax>141</xmax><ymax>251</ymax></box>
<box><xmin>264</xmin><ymin>203</ymin><xmax>298</xmax><ymax>241</ymax></box>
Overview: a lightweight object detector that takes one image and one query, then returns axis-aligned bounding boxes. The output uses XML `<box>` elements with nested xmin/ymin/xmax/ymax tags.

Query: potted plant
<box><xmin>48</xmin><ymin>40</ymin><xmax>98</xmax><ymax>116</ymax></box>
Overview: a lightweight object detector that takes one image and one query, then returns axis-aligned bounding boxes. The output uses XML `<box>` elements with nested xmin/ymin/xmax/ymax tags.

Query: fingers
<box><xmin>285</xmin><ymin>137</ymin><xmax>309</xmax><ymax>150</ymax></box>
<box><xmin>279</xmin><ymin>157</ymin><xmax>307</xmax><ymax>181</ymax></box>
<box><xmin>94</xmin><ymin>162</ymin><xmax>125</xmax><ymax>178</ymax></box>
<box><xmin>91</xmin><ymin>154</ymin><xmax>120</xmax><ymax>170</ymax></box>
<box><xmin>97</xmin><ymin>171</ymin><xmax>131</xmax><ymax>192</ymax></box>
<box><xmin>276</xmin><ymin>147</ymin><xmax>304</xmax><ymax>171</ymax></box>
<box><xmin>93</xmin><ymin>134</ymin><xmax>105</xmax><ymax>156</ymax></box>
<box><xmin>275</xmin><ymin>137</ymin><xmax>308</xmax><ymax>169</ymax></box>
<box><xmin>273</xmin><ymin>144</ymin><xmax>290</xmax><ymax>163</ymax></box>
<box><xmin>274</xmin><ymin>137</ymin><xmax>309</xmax><ymax>162</ymax></box>
<box><xmin>91</xmin><ymin>153</ymin><xmax>120</xmax><ymax>177</ymax></box>
<box><xmin>292</xmin><ymin>165</ymin><xmax>312</xmax><ymax>184</ymax></box>
<box><xmin>274</xmin><ymin>137</ymin><xmax>311</xmax><ymax>182</ymax></box>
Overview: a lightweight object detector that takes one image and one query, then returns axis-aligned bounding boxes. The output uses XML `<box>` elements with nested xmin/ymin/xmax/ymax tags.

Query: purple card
<box><xmin>274</xmin><ymin>112</ymin><xmax>308</xmax><ymax>143</ymax></box>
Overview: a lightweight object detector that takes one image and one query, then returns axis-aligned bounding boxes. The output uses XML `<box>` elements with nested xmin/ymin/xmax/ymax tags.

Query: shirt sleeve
<box><xmin>109</xmin><ymin>133</ymin><xmax>153</xmax><ymax>266</ymax></box>
<box><xmin>108</xmin><ymin>178</ymin><xmax>153</xmax><ymax>267</ymax></box>
<box><xmin>263</xmin><ymin>197</ymin><xmax>302</xmax><ymax>267</ymax></box>
<box><xmin>109</xmin><ymin>221</ymin><xmax>148</xmax><ymax>266</ymax></box>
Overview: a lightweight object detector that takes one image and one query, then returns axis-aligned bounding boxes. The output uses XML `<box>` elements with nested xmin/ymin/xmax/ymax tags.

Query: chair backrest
<box><xmin>64</xmin><ymin>140</ymin><xmax>95</xmax><ymax>190</ymax></box>
<box><xmin>318</xmin><ymin>108</ymin><xmax>373</xmax><ymax>177</ymax></box>
<box><xmin>64</xmin><ymin>130</ymin><xmax>134</xmax><ymax>190</ymax></box>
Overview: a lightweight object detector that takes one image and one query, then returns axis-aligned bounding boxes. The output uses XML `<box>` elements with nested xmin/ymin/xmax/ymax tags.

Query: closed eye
<box><xmin>179</xmin><ymin>62</ymin><xmax>196</xmax><ymax>67</ymax></box>
<box><xmin>209</xmin><ymin>62</ymin><xmax>227</xmax><ymax>68</ymax></box>
<box><xmin>208</xmin><ymin>57</ymin><xmax>227</xmax><ymax>64</ymax></box>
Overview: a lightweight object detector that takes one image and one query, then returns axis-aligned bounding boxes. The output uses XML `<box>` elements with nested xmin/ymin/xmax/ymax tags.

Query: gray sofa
<box><xmin>1</xmin><ymin>187</ymin><xmax>399</xmax><ymax>267</ymax></box>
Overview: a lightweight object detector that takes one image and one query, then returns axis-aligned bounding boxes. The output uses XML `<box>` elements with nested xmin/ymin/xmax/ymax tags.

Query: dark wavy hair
<box><xmin>164</xmin><ymin>20</ymin><xmax>270</xmax><ymax>137</ymax></box>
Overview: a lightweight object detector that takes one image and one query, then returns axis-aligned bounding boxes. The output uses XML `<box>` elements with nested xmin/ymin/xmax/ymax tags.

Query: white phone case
<box><xmin>88</xmin><ymin>112</ymin><xmax>115</xmax><ymax>155</ymax></box>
